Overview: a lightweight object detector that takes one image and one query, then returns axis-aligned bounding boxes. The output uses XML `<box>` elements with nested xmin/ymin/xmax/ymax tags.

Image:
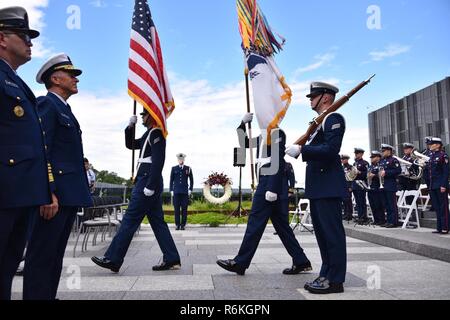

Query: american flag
<box><xmin>128</xmin><ymin>0</ymin><xmax>174</xmax><ymax>137</ymax></box>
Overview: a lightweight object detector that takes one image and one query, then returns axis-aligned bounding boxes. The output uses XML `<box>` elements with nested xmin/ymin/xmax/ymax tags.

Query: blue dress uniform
<box><xmin>341</xmin><ymin>158</ymin><xmax>354</xmax><ymax>220</ymax></box>
<box><xmin>23</xmin><ymin>88</ymin><xmax>93</xmax><ymax>298</ymax></box>
<box><xmin>367</xmin><ymin>153</ymin><xmax>386</xmax><ymax>225</ymax></box>
<box><xmin>301</xmin><ymin>113</ymin><xmax>347</xmax><ymax>285</ymax></box>
<box><xmin>169</xmin><ymin>162</ymin><xmax>193</xmax><ymax>229</ymax></box>
<box><xmin>221</xmin><ymin>123</ymin><xmax>310</xmax><ymax>273</ymax></box>
<box><xmin>102</xmin><ymin>125</ymin><xmax>180</xmax><ymax>269</ymax></box>
<box><xmin>0</xmin><ymin>60</ymin><xmax>53</xmax><ymax>300</ymax></box>
<box><xmin>426</xmin><ymin>138</ymin><xmax>450</xmax><ymax>233</ymax></box>
<box><xmin>352</xmin><ymin>152</ymin><xmax>369</xmax><ymax>220</ymax></box>
<box><xmin>379</xmin><ymin>146</ymin><xmax>402</xmax><ymax>227</ymax></box>
<box><xmin>0</xmin><ymin>7</ymin><xmax>54</xmax><ymax>298</ymax></box>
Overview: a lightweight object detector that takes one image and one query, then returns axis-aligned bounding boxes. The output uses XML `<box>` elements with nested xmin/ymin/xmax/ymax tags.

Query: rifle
<box><xmin>294</xmin><ymin>74</ymin><xmax>376</xmax><ymax>146</ymax></box>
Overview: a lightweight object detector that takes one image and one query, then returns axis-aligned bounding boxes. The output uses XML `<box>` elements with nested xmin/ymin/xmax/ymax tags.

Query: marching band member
<box><xmin>367</xmin><ymin>151</ymin><xmax>386</xmax><ymax>225</ymax></box>
<box><xmin>379</xmin><ymin>144</ymin><xmax>402</xmax><ymax>228</ymax></box>
<box><xmin>426</xmin><ymin>137</ymin><xmax>449</xmax><ymax>234</ymax></box>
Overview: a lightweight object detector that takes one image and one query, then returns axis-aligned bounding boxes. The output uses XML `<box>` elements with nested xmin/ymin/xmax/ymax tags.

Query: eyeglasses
<box><xmin>2</xmin><ymin>31</ymin><xmax>32</xmax><ymax>45</ymax></box>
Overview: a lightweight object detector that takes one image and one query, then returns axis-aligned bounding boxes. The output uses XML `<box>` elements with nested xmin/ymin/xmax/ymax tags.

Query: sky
<box><xmin>3</xmin><ymin>0</ymin><xmax>450</xmax><ymax>188</ymax></box>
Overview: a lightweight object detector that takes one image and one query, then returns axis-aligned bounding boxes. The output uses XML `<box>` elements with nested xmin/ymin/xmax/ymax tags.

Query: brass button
<box><xmin>39</xmin><ymin>117</ymin><xmax>42</xmax><ymax>123</ymax></box>
<box><xmin>9</xmin><ymin>159</ymin><xmax>15</xmax><ymax>165</ymax></box>
<box><xmin>45</xmin><ymin>145</ymin><xmax>48</xmax><ymax>150</ymax></box>
<box><xmin>58</xmin><ymin>170</ymin><xmax>63</xmax><ymax>175</ymax></box>
<box><xmin>320</xmin><ymin>169</ymin><xmax>324</xmax><ymax>172</ymax></box>
<box><xmin>16</xmin><ymin>96</ymin><xmax>21</xmax><ymax>101</ymax></box>
<box><xmin>43</xmin><ymin>131</ymin><xmax>46</xmax><ymax>135</ymax></box>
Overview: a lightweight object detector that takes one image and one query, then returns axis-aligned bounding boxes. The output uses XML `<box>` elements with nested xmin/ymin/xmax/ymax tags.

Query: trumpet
<box><xmin>379</xmin><ymin>168</ymin><xmax>385</xmax><ymax>189</ymax></box>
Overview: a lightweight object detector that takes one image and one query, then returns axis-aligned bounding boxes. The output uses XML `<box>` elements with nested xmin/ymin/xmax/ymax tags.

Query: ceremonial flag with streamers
<box><xmin>128</xmin><ymin>0</ymin><xmax>174</xmax><ymax>137</ymax></box>
<box><xmin>236</xmin><ymin>0</ymin><xmax>292</xmax><ymax>144</ymax></box>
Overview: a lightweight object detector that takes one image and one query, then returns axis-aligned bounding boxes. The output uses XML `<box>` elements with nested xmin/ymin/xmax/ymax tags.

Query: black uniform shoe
<box><xmin>176</xmin><ymin>226</ymin><xmax>180</xmax><ymax>230</ymax></box>
<box><xmin>216</xmin><ymin>259</ymin><xmax>245</xmax><ymax>275</ymax></box>
<box><xmin>283</xmin><ymin>261</ymin><xmax>313</xmax><ymax>274</ymax></box>
<box><xmin>305</xmin><ymin>280</ymin><xmax>344</xmax><ymax>294</ymax></box>
<box><xmin>152</xmin><ymin>260</ymin><xmax>181</xmax><ymax>271</ymax></box>
<box><xmin>91</xmin><ymin>256</ymin><xmax>120</xmax><ymax>273</ymax></box>
<box><xmin>180</xmin><ymin>226</ymin><xmax>185</xmax><ymax>230</ymax></box>
<box><xmin>384</xmin><ymin>223</ymin><xmax>397</xmax><ymax>228</ymax></box>
<box><xmin>432</xmin><ymin>230</ymin><xmax>442</xmax><ymax>234</ymax></box>
<box><xmin>304</xmin><ymin>276</ymin><xmax>327</xmax><ymax>289</ymax></box>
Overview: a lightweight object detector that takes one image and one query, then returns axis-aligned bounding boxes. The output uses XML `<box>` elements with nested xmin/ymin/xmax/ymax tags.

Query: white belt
<box><xmin>138</xmin><ymin>157</ymin><xmax>152</xmax><ymax>164</ymax></box>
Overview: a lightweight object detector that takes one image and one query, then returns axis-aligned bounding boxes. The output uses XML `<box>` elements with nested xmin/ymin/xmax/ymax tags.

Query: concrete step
<box><xmin>419</xmin><ymin>218</ymin><xmax>437</xmax><ymax>229</ymax></box>
<box><xmin>344</xmin><ymin>224</ymin><xmax>450</xmax><ymax>263</ymax></box>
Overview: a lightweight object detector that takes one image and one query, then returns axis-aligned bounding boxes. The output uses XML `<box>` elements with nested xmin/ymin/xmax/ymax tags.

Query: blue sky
<box><xmin>6</xmin><ymin>0</ymin><xmax>450</xmax><ymax>187</ymax></box>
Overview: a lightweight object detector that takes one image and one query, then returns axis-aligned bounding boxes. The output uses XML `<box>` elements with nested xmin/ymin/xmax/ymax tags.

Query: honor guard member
<box><xmin>399</xmin><ymin>143</ymin><xmax>419</xmax><ymax>191</ymax></box>
<box><xmin>285</xmin><ymin>82</ymin><xmax>347</xmax><ymax>294</ymax></box>
<box><xmin>216</xmin><ymin>113</ymin><xmax>312</xmax><ymax>276</ymax></box>
<box><xmin>425</xmin><ymin>137</ymin><xmax>449</xmax><ymax>234</ymax></box>
<box><xmin>92</xmin><ymin>108</ymin><xmax>181</xmax><ymax>272</ymax></box>
<box><xmin>367</xmin><ymin>151</ymin><xmax>386</xmax><ymax>225</ymax></box>
<box><xmin>169</xmin><ymin>153</ymin><xmax>194</xmax><ymax>230</ymax></box>
<box><xmin>341</xmin><ymin>155</ymin><xmax>354</xmax><ymax>221</ymax></box>
<box><xmin>353</xmin><ymin>148</ymin><xmax>369</xmax><ymax>223</ymax></box>
<box><xmin>0</xmin><ymin>6</ymin><xmax>57</xmax><ymax>300</ymax></box>
<box><xmin>285</xmin><ymin>161</ymin><xmax>296</xmax><ymax>196</ymax></box>
<box><xmin>379</xmin><ymin>144</ymin><xmax>402</xmax><ymax>228</ymax></box>
<box><xmin>23</xmin><ymin>53</ymin><xmax>93</xmax><ymax>300</ymax></box>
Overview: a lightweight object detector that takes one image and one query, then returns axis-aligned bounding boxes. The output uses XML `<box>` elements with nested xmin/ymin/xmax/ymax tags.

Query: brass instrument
<box><xmin>344</xmin><ymin>165</ymin><xmax>358</xmax><ymax>182</ymax></box>
<box><xmin>413</xmin><ymin>150</ymin><xmax>430</xmax><ymax>167</ymax></box>
<box><xmin>345</xmin><ymin>165</ymin><xmax>369</xmax><ymax>190</ymax></box>
<box><xmin>393</xmin><ymin>156</ymin><xmax>423</xmax><ymax>180</ymax></box>
<box><xmin>379</xmin><ymin>167</ymin><xmax>385</xmax><ymax>189</ymax></box>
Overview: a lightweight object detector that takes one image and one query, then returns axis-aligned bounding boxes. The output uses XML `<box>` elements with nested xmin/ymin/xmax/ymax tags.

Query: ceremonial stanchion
<box><xmin>225</xmin><ymin>148</ymin><xmax>249</xmax><ymax>222</ymax></box>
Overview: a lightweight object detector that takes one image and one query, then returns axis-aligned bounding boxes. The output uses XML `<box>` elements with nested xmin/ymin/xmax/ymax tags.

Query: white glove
<box><xmin>170</xmin><ymin>191</ymin><xmax>174</xmax><ymax>197</ymax></box>
<box><xmin>143</xmin><ymin>188</ymin><xmax>155</xmax><ymax>197</ymax></box>
<box><xmin>285</xmin><ymin>145</ymin><xmax>302</xmax><ymax>158</ymax></box>
<box><xmin>265</xmin><ymin>191</ymin><xmax>278</xmax><ymax>202</ymax></box>
<box><xmin>188</xmin><ymin>190</ymin><xmax>192</xmax><ymax>196</ymax></box>
<box><xmin>242</xmin><ymin>113</ymin><xmax>253</xmax><ymax>124</ymax></box>
<box><xmin>129</xmin><ymin>115</ymin><xmax>138</xmax><ymax>127</ymax></box>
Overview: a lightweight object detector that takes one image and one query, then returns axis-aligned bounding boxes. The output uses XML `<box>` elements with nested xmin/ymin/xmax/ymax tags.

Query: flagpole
<box><xmin>244</xmin><ymin>67</ymin><xmax>256</xmax><ymax>192</ymax></box>
<box><xmin>131</xmin><ymin>100</ymin><xmax>137</xmax><ymax>181</ymax></box>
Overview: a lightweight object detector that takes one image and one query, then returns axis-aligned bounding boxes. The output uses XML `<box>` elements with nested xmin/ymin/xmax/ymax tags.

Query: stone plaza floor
<box><xmin>11</xmin><ymin>225</ymin><xmax>450</xmax><ymax>300</ymax></box>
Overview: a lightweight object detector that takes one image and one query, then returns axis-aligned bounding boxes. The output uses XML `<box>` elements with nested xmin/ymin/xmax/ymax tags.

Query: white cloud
<box><xmin>90</xmin><ymin>0</ymin><xmax>108</xmax><ymax>8</ymax></box>
<box><xmin>369</xmin><ymin>44</ymin><xmax>411</xmax><ymax>62</ymax></box>
<box><xmin>1</xmin><ymin>0</ymin><xmax>55</xmax><ymax>58</ymax></box>
<box><xmin>294</xmin><ymin>52</ymin><xmax>336</xmax><ymax>75</ymax></box>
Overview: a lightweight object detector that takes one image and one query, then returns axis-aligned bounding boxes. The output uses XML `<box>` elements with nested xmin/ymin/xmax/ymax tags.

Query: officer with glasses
<box><xmin>0</xmin><ymin>6</ymin><xmax>57</xmax><ymax>300</ymax></box>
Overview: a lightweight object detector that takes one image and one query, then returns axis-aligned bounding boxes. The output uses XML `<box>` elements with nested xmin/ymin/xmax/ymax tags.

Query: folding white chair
<box><xmin>396</xmin><ymin>190</ymin><xmax>405</xmax><ymax>207</ymax></box>
<box><xmin>418</xmin><ymin>184</ymin><xmax>431</xmax><ymax>212</ymax></box>
<box><xmin>290</xmin><ymin>199</ymin><xmax>313</xmax><ymax>233</ymax></box>
<box><xmin>398</xmin><ymin>190</ymin><xmax>421</xmax><ymax>229</ymax></box>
